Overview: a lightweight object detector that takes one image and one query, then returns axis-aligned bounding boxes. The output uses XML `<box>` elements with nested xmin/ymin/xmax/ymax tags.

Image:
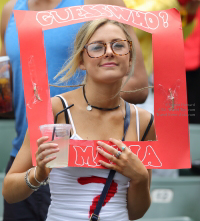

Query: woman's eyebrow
<box><xmin>89</xmin><ymin>38</ymin><xmax>124</xmax><ymax>44</ymax></box>
<box><xmin>112</xmin><ymin>38</ymin><xmax>123</xmax><ymax>41</ymax></box>
<box><xmin>89</xmin><ymin>41</ymin><xmax>104</xmax><ymax>44</ymax></box>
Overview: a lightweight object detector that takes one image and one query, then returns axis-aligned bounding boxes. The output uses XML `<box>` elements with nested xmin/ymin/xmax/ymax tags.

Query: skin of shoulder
<box><xmin>51</xmin><ymin>90</ymin><xmax>76</xmax><ymax>122</ymax></box>
<box><xmin>136</xmin><ymin>106</ymin><xmax>156</xmax><ymax>141</ymax></box>
<box><xmin>85</xmin><ymin>0</ymin><xmax>126</xmax><ymax>6</ymax></box>
<box><xmin>0</xmin><ymin>0</ymin><xmax>17</xmax><ymax>55</ymax></box>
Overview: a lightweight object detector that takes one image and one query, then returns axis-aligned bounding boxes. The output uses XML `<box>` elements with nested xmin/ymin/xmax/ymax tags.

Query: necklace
<box><xmin>82</xmin><ymin>85</ymin><xmax>120</xmax><ymax>111</ymax></box>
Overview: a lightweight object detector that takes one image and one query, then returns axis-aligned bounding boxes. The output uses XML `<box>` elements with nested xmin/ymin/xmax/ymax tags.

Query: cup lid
<box><xmin>39</xmin><ymin>124</ymin><xmax>72</xmax><ymax>130</ymax></box>
<box><xmin>0</xmin><ymin>56</ymin><xmax>10</xmax><ymax>62</ymax></box>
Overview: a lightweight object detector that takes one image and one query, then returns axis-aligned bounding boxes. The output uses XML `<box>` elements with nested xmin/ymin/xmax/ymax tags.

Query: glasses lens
<box><xmin>112</xmin><ymin>40</ymin><xmax>130</xmax><ymax>55</ymax></box>
<box><xmin>87</xmin><ymin>43</ymin><xmax>105</xmax><ymax>58</ymax></box>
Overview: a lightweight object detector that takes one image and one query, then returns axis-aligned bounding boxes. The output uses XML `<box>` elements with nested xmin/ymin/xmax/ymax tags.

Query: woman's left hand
<box><xmin>97</xmin><ymin>138</ymin><xmax>149</xmax><ymax>184</ymax></box>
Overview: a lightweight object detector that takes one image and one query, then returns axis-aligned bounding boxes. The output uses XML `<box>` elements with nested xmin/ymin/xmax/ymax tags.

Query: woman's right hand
<box><xmin>35</xmin><ymin>136</ymin><xmax>60</xmax><ymax>182</ymax></box>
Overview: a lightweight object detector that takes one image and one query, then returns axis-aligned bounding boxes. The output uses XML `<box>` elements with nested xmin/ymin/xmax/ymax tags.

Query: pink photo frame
<box><xmin>14</xmin><ymin>5</ymin><xmax>190</xmax><ymax>169</ymax></box>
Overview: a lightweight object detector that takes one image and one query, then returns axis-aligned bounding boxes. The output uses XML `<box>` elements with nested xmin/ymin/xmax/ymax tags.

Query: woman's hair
<box><xmin>54</xmin><ymin>18</ymin><xmax>136</xmax><ymax>87</ymax></box>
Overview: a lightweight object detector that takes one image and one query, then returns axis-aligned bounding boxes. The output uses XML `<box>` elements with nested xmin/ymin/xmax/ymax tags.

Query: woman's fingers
<box><xmin>97</xmin><ymin>139</ymin><xmax>149</xmax><ymax>182</ymax></box>
<box><xmin>97</xmin><ymin>147</ymin><xmax>118</xmax><ymax>163</ymax></box>
<box><xmin>37</xmin><ymin>154</ymin><xmax>56</xmax><ymax>167</ymax></box>
<box><xmin>38</xmin><ymin>142</ymin><xmax>58</xmax><ymax>155</ymax></box>
<box><xmin>37</xmin><ymin>147</ymin><xmax>59</xmax><ymax>162</ymax></box>
<box><xmin>37</xmin><ymin>136</ymin><xmax>49</xmax><ymax>147</ymax></box>
<box><xmin>36</xmin><ymin>136</ymin><xmax>60</xmax><ymax>168</ymax></box>
<box><xmin>109</xmin><ymin>138</ymin><xmax>129</xmax><ymax>152</ymax></box>
<box><xmin>97</xmin><ymin>141</ymin><xmax>117</xmax><ymax>155</ymax></box>
<box><xmin>97</xmin><ymin>139</ymin><xmax>129</xmax><ymax>160</ymax></box>
<box><xmin>99</xmin><ymin>159</ymin><xmax>121</xmax><ymax>171</ymax></box>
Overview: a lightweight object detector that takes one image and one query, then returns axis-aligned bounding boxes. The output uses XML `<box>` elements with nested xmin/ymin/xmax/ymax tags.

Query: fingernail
<box><xmin>52</xmin><ymin>143</ymin><xmax>58</xmax><ymax>146</ymax></box>
<box><xmin>97</xmin><ymin>141</ymin><xmax>102</xmax><ymax>145</ymax></box>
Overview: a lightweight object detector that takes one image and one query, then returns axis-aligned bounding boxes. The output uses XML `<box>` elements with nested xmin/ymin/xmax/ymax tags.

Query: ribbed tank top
<box><xmin>46</xmin><ymin>95</ymin><xmax>140</xmax><ymax>221</ymax></box>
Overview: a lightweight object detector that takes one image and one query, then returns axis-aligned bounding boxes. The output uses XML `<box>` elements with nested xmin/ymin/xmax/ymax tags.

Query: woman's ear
<box><xmin>79</xmin><ymin>59</ymin><xmax>86</xmax><ymax>70</ymax></box>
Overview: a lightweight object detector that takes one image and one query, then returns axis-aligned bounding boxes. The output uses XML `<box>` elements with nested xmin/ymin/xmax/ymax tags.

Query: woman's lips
<box><xmin>100</xmin><ymin>62</ymin><xmax>118</xmax><ymax>67</ymax></box>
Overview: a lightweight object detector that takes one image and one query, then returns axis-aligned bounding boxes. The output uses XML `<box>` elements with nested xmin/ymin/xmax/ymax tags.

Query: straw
<box><xmin>52</xmin><ymin>104</ymin><xmax>74</xmax><ymax>140</ymax></box>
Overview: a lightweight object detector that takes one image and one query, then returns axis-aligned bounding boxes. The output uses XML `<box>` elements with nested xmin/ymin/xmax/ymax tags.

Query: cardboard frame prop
<box><xmin>14</xmin><ymin>5</ymin><xmax>190</xmax><ymax>169</ymax></box>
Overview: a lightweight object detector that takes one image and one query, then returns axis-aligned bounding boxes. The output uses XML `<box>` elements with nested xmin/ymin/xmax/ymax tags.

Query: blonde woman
<box><xmin>3</xmin><ymin>19</ymin><xmax>156</xmax><ymax>221</ymax></box>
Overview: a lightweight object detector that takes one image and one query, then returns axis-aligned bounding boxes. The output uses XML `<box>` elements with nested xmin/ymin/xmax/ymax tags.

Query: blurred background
<box><xmin>0</xmin><ymin>1</ymin><xmax>199</xmax><ymax>221</ymax></box>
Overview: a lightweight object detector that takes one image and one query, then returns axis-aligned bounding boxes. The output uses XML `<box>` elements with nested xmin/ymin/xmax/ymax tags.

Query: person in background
<box><xmin>3</xmin><ymin>18</ymin><xmax>156</xmax><ymax>221</ymax></box>
<box><xmin>179</xmin><ymin>1</ymin><xmax>200</xmax><ymax>175</ymax></box>
<box><xmin>123</xmin><ymin>0</ymin><xmax>181</xmax><ymax>115</ymax></box>
<box><xmin>180</xmin><ymin>1</ymin><xmax>200</xmax><ymax>124</ymax></box>
<box><xmin>124</xmin><ymin>0</ymin><xmax>199</xmax><ymax>120</ymax></box>
<box><xmin>0</xmin><ymin>0</ymin><xmax>148</xmax><ymax>220</ymax></box>
<box><xmin>124</xmin><ymin>0</ymin><xmax>200</xmax><ymax>177</ymax></box>
<box><xmin>124</xmin><ymin>0</ymin><xmax>181</xmax><ymax>178</ymax></box>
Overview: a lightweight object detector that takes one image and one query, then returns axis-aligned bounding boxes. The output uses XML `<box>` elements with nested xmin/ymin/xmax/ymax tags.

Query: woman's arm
<box><xmin>120</xmin><ymin>25</ymin><xmax>149</xmax><ymax>104</ymax></box>
<box><xmin>127</xmin><ymin>111</ymin><xmax>156</xmax><ymax>219</ymax></box>
<box><xmin>2</xmin><ymin>97</ymin><xmax>63</xmax><ymax>203</ymax></box>
<box><xmin>2</xmin><ymin>131</ymin><xmax>37</xmax><ymax>203</ymax></box>
<box><xmin>127</xmin><ymin>169</ymin><xmax>152</xmax><ymax>220</ymax></box>
<box><xmin>97</xmin><ymin>109</ymin><xmax>156</xmax><ymax>220</ymax></box>
<box><xmin>127</xmin><ymin>110</ymin><xmax>156</xmax><ymax>219</ymax></box>
<box><xmin>97</xmin><ymin>137</ymin><xmax>153</xmax><ymax>220</ymax></box>
<box><xmin>2</xmin><ymin>96</ymin><xmax>64</xmax><ymax>204</ymax></box>
<box><xmin>2</xmin><ymin>130</ymin><xmax>60</xmax><ymax>203</ymax></box>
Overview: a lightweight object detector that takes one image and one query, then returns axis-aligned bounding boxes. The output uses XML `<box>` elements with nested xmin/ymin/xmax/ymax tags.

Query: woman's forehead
<box><xmin>88</xmin><ymin>23</ymin><xmax>127</xmax><ymax>43</ymax></box>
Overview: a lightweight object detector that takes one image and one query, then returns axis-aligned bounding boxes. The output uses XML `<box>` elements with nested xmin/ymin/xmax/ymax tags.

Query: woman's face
<box><xmin>80</xmin><ymin>23</ymin><xmax>132</xmax><ymax>85</ymax></box>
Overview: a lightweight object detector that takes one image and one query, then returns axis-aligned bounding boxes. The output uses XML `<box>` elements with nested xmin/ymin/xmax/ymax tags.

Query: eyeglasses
<box><xmin>84</xmin><ymin>40</ymin><xmax>132</xmax><ymax>58</ymax></box>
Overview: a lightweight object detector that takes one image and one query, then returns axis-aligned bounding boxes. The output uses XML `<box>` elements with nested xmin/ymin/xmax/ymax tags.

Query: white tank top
<box><xmin>46</xmin><ymin>95</ymin><xmax>140</xmax><ymax>221</ymax></box>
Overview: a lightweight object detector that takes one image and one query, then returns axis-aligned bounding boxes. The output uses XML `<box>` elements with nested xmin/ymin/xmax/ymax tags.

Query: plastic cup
<box><xmin>39</xmin><ymin>124</ymin><xmax>72</xmax><ymax>168</ymax></box>
<box><xmin>0</xmin><ymin>56</ymin><xmax>12</xmax><ymax>113</ymax></box>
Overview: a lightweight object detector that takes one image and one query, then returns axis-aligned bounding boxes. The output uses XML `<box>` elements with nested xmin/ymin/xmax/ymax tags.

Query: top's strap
<box><xmin>122</xmin><ymin>101</ymin><xmax>130</xmax><ymax>141</ymax></box>
<box><xmin>91</xmin><ymin>101</ymin><xmax>130</xmax><ymax>221</ymax></box>
<box><xmin>141</xmin><ymin>114</ymin><xmax>154</xmax><ymax>141</ymax></box>
<box><xmin>90</xmin><ymin>169</ymin><xmax>116</xmax><ymax>221</ymax></box>
<box><xmin>56</xmin><ymin>95</ymin><xmax>69</xmax><ymax>124</ymax></box>
<box><xmin>132</xmin><ymin>104</ymin><xmax>140</xmax><ymax>141</ymax></box>
<box><xmin>56</xmin><ymin>95</ymin><xmax>77</xmax><ymax>135</ymax></box>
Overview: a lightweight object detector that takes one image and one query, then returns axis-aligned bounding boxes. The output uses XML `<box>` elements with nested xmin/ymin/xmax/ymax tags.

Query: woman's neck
<box><xmin>83</xmin><ymin>82</ymin><xmax>122</xmax><ymax>109</ymax></box>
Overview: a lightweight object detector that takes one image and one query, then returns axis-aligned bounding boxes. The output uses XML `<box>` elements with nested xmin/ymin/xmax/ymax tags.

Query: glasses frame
<box><xmin>84</xmin><ymin>40</ymin><xmax>132</xmax><ymax>58</ymax></box>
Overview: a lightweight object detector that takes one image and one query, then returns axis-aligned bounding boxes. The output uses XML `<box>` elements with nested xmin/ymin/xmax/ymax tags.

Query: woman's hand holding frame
<box><xmin>97</xmin><ymin>138</ymin><xmax>149</xmax><ymax>184</ymax></box>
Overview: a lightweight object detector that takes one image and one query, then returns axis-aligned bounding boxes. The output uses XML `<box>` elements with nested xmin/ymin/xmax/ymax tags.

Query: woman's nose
<box><xmin>104</xmin><ymin>44</ymin><xmax>114</xmax><ymax>57</ymax></box>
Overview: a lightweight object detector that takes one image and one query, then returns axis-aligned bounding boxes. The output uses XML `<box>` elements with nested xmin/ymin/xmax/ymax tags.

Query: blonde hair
<box><xmin>54</xmin><ymin>19</ymin><xmax>136</xmax><ymax>87</ymax></box>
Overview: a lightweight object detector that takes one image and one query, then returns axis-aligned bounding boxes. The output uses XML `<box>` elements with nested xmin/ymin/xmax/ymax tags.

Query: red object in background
<box><xmin>178</xmin><ymin>0</ymin><xmax>192</xmax><ymax>6</ymax></box>
<box><xmin>184</xmin><ymin>7</ymin><xmax>200</xmax><ymax>70</ymax></box>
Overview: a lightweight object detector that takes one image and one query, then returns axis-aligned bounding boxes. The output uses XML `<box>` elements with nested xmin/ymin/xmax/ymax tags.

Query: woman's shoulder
<box><xmin>136</xmin><ymin>106</ymin><xmax>153</xmax><ymax>123</ymax></box>
<box><xmin>1</xmin><ymin>0</ymin><xmax>17</xmax><ymax>33</ymax></box>
<box><xmin>129</xmin><ymin>104</ymin><xmax>155</xmax><ymax>141</ymax></box>
<box><xmin>129</xmin><ymin>103</ymin><xmax>152</xmax><ymax>121</ymax></box>
<box><xmin>51</xmin><ymin>89</ymin><xmax>78</xmax><ymax>116</ymax></box>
